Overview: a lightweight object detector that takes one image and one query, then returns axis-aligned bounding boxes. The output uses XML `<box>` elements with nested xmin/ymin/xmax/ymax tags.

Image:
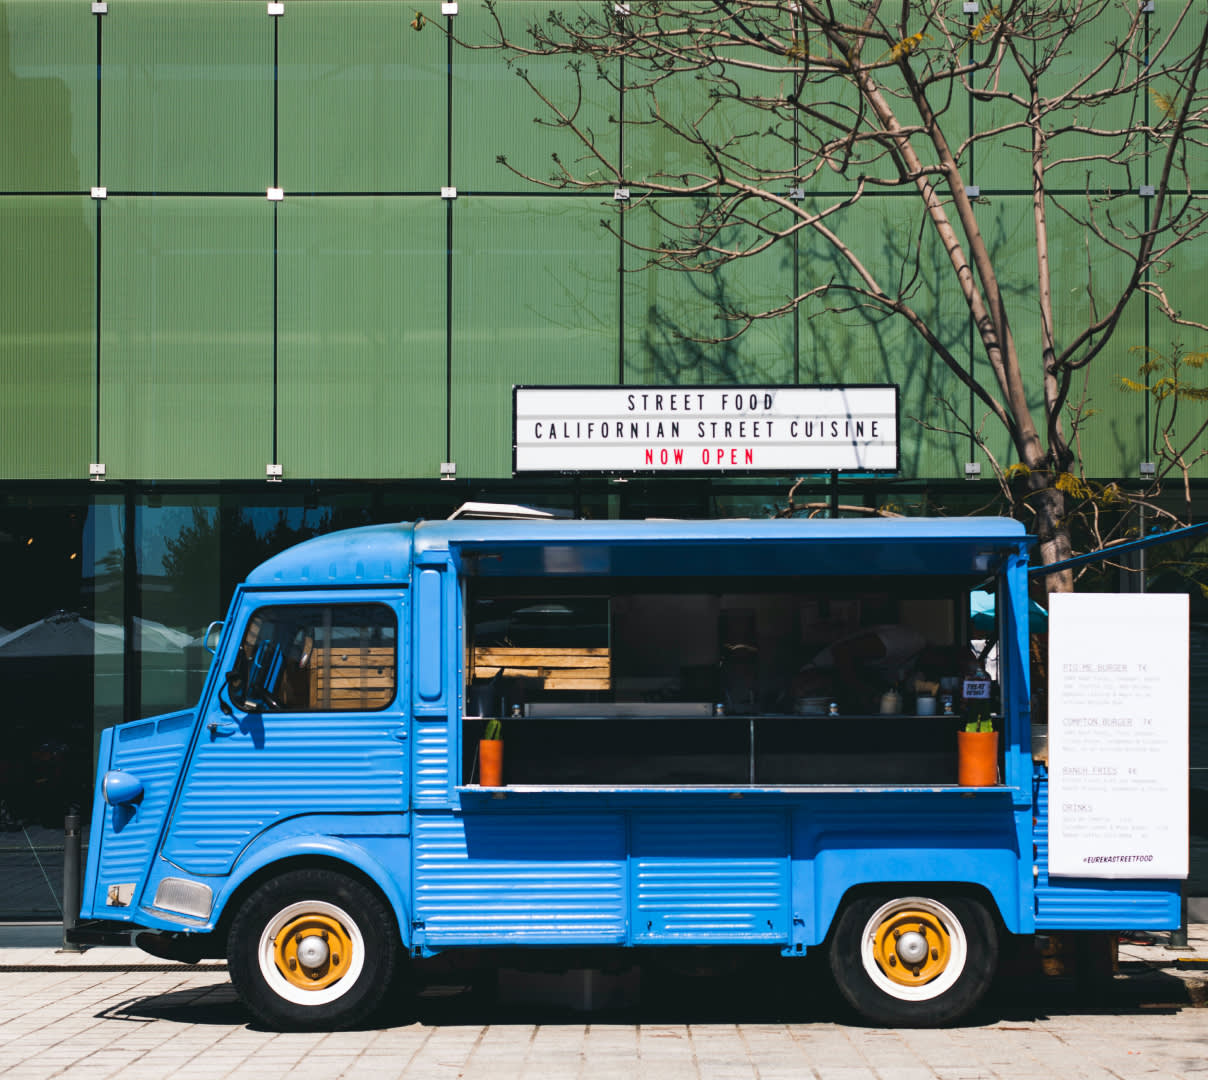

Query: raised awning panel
<box><xmin>420</xmin><ymin>517</ymin><xmax>1031</xmax><ymax>580</ymax></box>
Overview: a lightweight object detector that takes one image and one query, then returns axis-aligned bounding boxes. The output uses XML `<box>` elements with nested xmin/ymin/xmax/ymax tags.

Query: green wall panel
<box><xmin>99</xmin><ymin>197</ymin><xmax>272</xmax><ymax>480</ymax></box>
<box><xmin>972</xmin><ymin>49</ymin><xmax>1042</xmax><ymax>195</ymax></box>
<box><xmin>1035</xmin><ymin>1</ymin><xmax>1140</xmax><ymax>194</ymax></box>
<box><xmin>971</xmin><ymin>197</ymin><xmax>1149</xmax><ymax>481</ymax></box>
<box><xmin>790</xmin><ymin>52</ymin><xmax>961</xmax><ymax>196</ymax></box>
<box><xmin>0</xmin><ymin>0</ymin><xmax>96</xmax><ymax>192</ymax></box>
<box><xmin>0</xmin><ymin>197</ymin><xmax>95</xmax><ymax>479</ymax></box>
<box><xmin>624</xmin><ymin>199</ymin><xmax>794</xmax><ymax>388</ymax></box>
<box><xmin>453</xmin><ymin>2</ymin><xmax>617</xmax><ymax>194</ymax></box>
<box><xmin>277</xmin><ymin>197</ymin><xmax>447</xmax><ymax>480</ymax></box>
<box><xmin>451</xmin><ymin>196</ymin><xmax>618</xmax><ymax>477</ymax></box>
<box><xmin>796</xmin><ymin>196</ymin><xmax>969</xmax><ymax>481</ymax></box>
<box><xmin>623</xmin><ymin>34</ymin><xmax>795</xmax><ymax>189</ymax></box>
<box><xmin>1133</xmin><ymin>195</ymin><xmax>1208</xmax><ymax>481</ymax></box>
<box><xmin>101</xmin><ymin>2</ymin><xmax>271</xmax><ymax>193</ymax></box>
<box><xmin>1152</xmin><ymin>4</ymin><xmax>1208</xmax><ymax>187</ymax></box>
<box><xmin>278</xmin><ymin>2</ymin><xmax>446</xmax><ymax>194</ymax></box>
<box><xmin>974</xmin><ymin>2</ymin><xmax>1142</xmax><ymax>194</ymax></box>
<box><xmin>1047</xmin><ymin>205</ymin><xmax>1146</xmax><ymax>479</ymax></box>
<box><xmin>971</xmin><ymin>196</ymin><xmax>1043</xmax><ymax>474</ymax></box>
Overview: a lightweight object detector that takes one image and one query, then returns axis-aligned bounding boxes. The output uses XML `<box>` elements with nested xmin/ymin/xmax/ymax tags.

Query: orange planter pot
<box><xmin>479</xmin><ymin>739</ymin><xmax>504</xmax><ymax>787</ymax></box>
<box><xmin>957</xmin><ymin>730</ymin><xmax>998</xmax><ymax>786</ymax></box>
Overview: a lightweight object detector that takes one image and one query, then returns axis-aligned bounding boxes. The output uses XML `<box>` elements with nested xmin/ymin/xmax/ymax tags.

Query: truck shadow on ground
<box><xmin>95</xmin><ymin>962</ymin><xmax>1203</xmax><ymax>1031</ymax></box>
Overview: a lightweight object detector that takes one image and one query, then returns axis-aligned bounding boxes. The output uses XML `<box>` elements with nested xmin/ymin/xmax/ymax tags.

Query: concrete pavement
<box><xmin>0</xmin><ymin>924</ymin><xmax>1205</xmax><ymax>1079</ymax></box>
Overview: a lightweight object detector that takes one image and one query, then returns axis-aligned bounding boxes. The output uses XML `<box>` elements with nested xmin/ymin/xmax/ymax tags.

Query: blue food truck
<box><xmin>71</xmin><ymin>514</ymin><xmax>1182</xmax><ymax>1028</ymax></box>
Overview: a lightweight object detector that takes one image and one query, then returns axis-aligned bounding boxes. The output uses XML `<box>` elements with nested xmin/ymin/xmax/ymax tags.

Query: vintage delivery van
<box><xmin>71</xmin><ymin>514</ymin><xmax>1183</xmax><ymax>1028</ymax></box>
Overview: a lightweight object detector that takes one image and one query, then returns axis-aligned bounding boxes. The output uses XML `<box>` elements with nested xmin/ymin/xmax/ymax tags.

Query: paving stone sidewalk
<box><xmin>0</xmin><ymin>924</ymin><xmax>1205</xmax><ymax>1080</ymax></box>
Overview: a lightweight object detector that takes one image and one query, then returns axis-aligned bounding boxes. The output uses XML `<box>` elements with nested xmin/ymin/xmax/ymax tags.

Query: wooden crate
<box><xmin>471</xmin><ymin>646</ymin><xmax>611</xmax><ymax>691</ymax></box>
<box><xmin>308</xmin><ymin>645</ymin><xmax>395</xmax><ymax>709</ymax></box>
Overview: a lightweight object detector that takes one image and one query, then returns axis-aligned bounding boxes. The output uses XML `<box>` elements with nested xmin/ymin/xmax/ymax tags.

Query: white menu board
<box><xmin>1048</xmin><ymin>593</ymin><xmax>1188</xmax><ymax>879</ymax></box>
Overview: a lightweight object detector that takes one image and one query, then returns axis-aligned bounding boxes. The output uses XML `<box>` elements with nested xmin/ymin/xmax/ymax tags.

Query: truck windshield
<box><xmin>226</xmin><ymin>603</ymin><xmax>396</xmax><ymax>712</ymax></box>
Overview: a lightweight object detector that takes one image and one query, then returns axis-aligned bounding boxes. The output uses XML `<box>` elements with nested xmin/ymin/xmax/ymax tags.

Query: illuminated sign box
<box><xmin>513</xmin><ymin>385</ymin><xmax>899</xmax><ymax>475</ymax></box>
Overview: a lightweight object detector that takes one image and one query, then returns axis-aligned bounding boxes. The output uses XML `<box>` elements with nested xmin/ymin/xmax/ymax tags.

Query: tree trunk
<box><xmin>1031</xmin><ymin>484</ymin><xmax>1074</xmax><ymax>594</ymax></box>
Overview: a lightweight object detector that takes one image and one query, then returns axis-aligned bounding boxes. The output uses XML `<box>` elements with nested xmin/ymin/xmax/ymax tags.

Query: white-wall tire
<box><xmin>254</xmin><ymin>898</ymin><xmax>367</xmax><ymax>1007</ymax></box>
<box><xmin>829</xmin><ymin>891</ymin><xmax>997</xmax><ymax>1026</ymax></box>
<box><xmin>857</xmin><ymin>896</ymin><xmax>968</xmax><ymax>1002</ymax></box>
<box><xmin>228</xmin><ymin>868</ymin><xmax>398</xmax><ymax>1030</ymax></box>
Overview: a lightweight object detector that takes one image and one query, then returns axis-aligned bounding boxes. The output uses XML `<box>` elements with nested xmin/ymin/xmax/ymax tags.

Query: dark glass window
<box><xmin>228</xmin><ymin>603</ymin><xmax>396</xmax><ymax>713</ymax></box>
<box><xmin>462</xmin><ymin>577</ymin><xmax>972</xmax><ymax>786</ymax></box>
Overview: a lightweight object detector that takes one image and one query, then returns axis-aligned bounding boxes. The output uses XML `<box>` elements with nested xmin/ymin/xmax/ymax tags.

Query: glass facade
<box><xmin>3</xmin><ymin>0</ymin><xmax>1199</xmax><ymax>485</ymax></box>
<box><xmin>1</xmin><ymin>1</ymin><xmax>1206</xmax><ymax>913</ymax></box>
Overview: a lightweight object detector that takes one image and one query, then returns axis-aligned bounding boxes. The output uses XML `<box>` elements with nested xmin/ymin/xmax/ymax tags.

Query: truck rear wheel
<box><xmin>227</xmin><ymin>868</ymin><xmax>398</xmax><ymax>1030</ymax></box>
<box><xmin>829</xmin><ymin>893</ymin><xmax>997</xmax><ymax>1027</ymax></box>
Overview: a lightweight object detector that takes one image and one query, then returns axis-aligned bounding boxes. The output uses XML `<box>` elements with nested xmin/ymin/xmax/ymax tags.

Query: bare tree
<box><xmin>449</xmin><ymin>0</ymin><xmax>1208</xmax><ymax>590</ymax></box>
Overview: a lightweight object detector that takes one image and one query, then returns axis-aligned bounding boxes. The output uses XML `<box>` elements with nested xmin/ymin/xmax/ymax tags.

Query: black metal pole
<box><xmin>60</xmin><ymin>806</ymin><xmax>85</xmax><ymax>953</ymax></box>
<box><xmin>1170</xmin><ymin>880</ymin><xmax>1189</xmax><ymax>949</ymax></box>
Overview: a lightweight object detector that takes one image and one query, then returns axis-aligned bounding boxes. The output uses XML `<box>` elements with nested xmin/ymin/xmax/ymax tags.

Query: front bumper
<box><xmin>65</xmin><ymin>919</ymin><xmax>135</xmax><ymax>947</ymax></box>
<box><xmin>66</xmin><ymin>920</ymin><xmax>216</xmax><ymax>963</ymax></box>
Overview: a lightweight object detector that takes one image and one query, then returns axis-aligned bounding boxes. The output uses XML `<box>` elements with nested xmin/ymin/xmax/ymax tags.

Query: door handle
<box><xmin>391</xmin><ymin>728</ymin><xmax>408</xmax><ymax>742</ymax></box>
<box><xmin>208</xmin><ymin>720</ymin><xmax>238</xmax><ymax>738</ymax></box>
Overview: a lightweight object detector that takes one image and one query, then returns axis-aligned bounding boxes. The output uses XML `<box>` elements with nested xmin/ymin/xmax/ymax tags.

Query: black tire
<box><xmin>828</xmin><ymin>892</ymin><xmax>997</xmax><ymax>1027</ymax></box>
<box><xmin>227</xmin><ymin>868</ymin><xmax>399</xmax><ymax>1031</ymax></box>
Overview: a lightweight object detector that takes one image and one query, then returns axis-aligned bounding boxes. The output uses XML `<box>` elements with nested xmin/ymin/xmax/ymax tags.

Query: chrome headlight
<box><xmin>153</xmin><ymin>877</ymin><xmax>213</xmax><ymax>919</ymax></box>
<box><xmin>101</xmin><ymin>770</ymin><xmax>144</xmax><ymax>806</ymax></box>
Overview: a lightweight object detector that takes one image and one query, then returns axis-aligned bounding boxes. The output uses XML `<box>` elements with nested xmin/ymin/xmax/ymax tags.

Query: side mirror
<box><xmin>204</xmin><ymin>620</ymin><xmax>224</xmax><ymax>656</ymax></box>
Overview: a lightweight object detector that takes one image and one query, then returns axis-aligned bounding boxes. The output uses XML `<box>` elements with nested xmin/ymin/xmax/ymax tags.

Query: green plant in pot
<box><xmin>479</xmin><ymin>717</ymin><xmax>504</xmax><ymax>786</ymax></box>
<box><xmin>958</xmin><ymin>711</ymin><xmax>998</xmax><ymax>785</ymax></box>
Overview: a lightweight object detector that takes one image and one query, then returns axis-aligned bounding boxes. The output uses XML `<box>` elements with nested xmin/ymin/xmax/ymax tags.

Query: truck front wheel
<box><xmin>829</xmin><ymin>893</ymin><xmax>997</xmax><ymax>1027</ymax></box>
<box><xmin>227</xmin><ymin>868</ymin><xmax>399</xmax><ymax>1030</ymax></box>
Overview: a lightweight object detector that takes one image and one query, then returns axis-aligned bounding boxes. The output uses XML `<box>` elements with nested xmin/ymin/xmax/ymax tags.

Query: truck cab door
<box><xmin>162</xmin><ymin>591</ymin><xmax>409</xmax><ymax>877</ymax></box>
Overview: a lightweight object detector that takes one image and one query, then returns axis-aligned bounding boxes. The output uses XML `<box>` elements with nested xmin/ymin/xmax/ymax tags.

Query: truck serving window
<box><xmin>227</xmin><ymin>603</ymin><xmax>396</xmax><ymax>712</ymax></box>
<box><xmin>463</xmin><ymin>578</ymin><xmax>979</xmax><ymax>786</ymax></box>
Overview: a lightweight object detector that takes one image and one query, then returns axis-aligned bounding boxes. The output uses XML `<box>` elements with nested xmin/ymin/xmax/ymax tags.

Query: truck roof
<box><xmin>245</xmin><ymin>516</ymin><xmax>1031</xmax><ymax>586</ymax></box>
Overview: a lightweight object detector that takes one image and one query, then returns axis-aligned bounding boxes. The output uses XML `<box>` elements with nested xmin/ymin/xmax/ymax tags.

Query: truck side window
<box><xmin>227</xmin><ymin>604</ymin><xmax>396</xmax><ymax>712</ymax></box>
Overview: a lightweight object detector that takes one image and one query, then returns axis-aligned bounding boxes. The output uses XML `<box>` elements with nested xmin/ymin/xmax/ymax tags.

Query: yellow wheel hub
<box><xmin>273</xmin><ymin>913</ymin><xmax>353</xmax><ymax>991</ymax></box>
<box><xmin>871</xmin><ymin>908</ymin><xmax>951</xmax><ymax>987</ymax></box>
